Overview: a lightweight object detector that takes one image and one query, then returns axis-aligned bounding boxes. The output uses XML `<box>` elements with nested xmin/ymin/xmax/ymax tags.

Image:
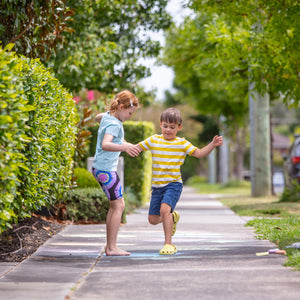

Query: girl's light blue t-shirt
<box><xmin>92</xmin><ymin>112</ymin><xmax>124</xmax><ymax>172</ymax></box>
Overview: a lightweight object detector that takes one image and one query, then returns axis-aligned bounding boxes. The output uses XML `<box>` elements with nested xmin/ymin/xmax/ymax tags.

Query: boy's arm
<box><xmin>95</xmin><ymin>113</ymin><xmax>105</xmax><ymax>123</ymax></box>
<box><xmin>134</xmin><ymin>144</ymin><xmax>144</xmax><ymax>152</ymax></box>
<box><xmin>191</xmin><ymin>135</ymin><xmax>223</xmax><ymax>159</ymax></box>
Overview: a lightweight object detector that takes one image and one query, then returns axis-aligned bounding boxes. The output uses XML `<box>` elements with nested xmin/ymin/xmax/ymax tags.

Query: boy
<box><xmin>135</xmin><ymin>108</ymin><xmax>223</xmax><ymax>255</ymax></box>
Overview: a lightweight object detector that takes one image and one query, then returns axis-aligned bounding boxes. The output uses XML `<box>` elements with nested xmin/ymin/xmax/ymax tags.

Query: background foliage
<box><xmin>0</xmin><ymin>0</ymin><xmax>172</xmax><ymax>95</ymax></box>
<box><xmin>47</xmin><ymin>0</ymin><xmax>172</xmax><ymax>93</ymax></box>
<box><xmin>0</xmin><ymin>0</ymin><xmax>74</xmax><ymax>60</ymax></box>
<box><xmin>188</xmin><ymin>0</ymin><xmax>300</xmax><ymax>107</ymax></box>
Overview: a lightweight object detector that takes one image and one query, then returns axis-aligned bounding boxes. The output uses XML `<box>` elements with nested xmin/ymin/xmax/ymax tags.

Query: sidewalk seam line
<box><xmin>64</xmin><ymin>245</ymin><xmax>105</xmax><ymax>300</ymax></box>
<box><xmin>0</xmin><ymin>261</ymin><xmax>22</xmax><ymax>279</ymax></box>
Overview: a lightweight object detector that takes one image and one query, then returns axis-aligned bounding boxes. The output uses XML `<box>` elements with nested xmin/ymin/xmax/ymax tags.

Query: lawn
<box><xmin>188</xmin><ymin>180</ymin><xmax>300</xmax><ymax>270</ymax></box>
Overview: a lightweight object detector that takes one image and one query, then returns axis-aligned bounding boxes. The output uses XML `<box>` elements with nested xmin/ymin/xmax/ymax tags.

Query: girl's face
<box><xmin>160</xmin><ymin>121</ymin><xmax>182</xmax><ymax>141</ymax></box>
<box><xmin>116</xmin><ymin>106</ymin><xmax>137</xmax><ymax>122</ymax></box>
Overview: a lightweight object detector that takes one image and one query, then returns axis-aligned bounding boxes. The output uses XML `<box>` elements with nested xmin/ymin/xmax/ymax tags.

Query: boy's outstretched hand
<box><xmin>124</xmin><ymin>142</ymin><xmax>142</xmax><ymax>157</ymax></box>
<box><xmin>213</xmin><ymin>135</ymin><xmax>223</xmax><ymax>147</ymax></box>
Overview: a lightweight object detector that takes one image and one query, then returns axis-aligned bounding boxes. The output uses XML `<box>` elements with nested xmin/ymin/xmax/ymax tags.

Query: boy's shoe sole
<box><xmin>172</xmin><ymin>211</ymin><xmax>180</xmax><ymax>236</ymax></box>
<box><xmin>159</xmin><ymin>244</ymin><xmax>177</xmax><ymax>255</ymax></box>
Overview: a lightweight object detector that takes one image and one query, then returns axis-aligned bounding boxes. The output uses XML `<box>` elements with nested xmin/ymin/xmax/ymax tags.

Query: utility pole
<box><xmin>219</xmin><ymin>136</ymin><xmax>229</xmax><ymax>184</ymax></box>
<box><xmin>219</xmin><ymin>116</ymin><xmax>229</xmax><ymax>184</ymax></box>
<box><xmin>208</xmin><ymin>149</ymin><xmax>216</xmax><ymax>184</ymax></box>
<box><xmin>249</xmin><ymin>82</ymin><xmax>272</xmax><ymax>196</ymax></box>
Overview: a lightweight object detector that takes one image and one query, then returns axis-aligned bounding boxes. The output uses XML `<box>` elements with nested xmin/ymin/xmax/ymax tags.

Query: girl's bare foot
<box><xmin>105</xmin><ymin>246</ymin><xmax>131</xmax><ymax>256</ymax></box>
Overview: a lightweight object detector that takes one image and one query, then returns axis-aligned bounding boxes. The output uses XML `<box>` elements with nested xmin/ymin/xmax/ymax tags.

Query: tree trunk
<box><xmin>249</xmin><ymin>83</ymin><xmax>272</xmax><ymax>197</ymax></box>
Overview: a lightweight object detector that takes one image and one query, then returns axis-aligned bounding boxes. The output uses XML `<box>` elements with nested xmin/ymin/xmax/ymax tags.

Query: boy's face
<box><xmin>160</xmin><ymin>121</ymin><xmax>182</xmax><ymax>141</ymax></box>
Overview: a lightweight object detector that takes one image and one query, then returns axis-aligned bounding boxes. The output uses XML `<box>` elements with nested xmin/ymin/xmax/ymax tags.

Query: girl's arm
<box><xmin>191</xmin><ymin>135</ymin><xmax>223</xmax><ymax>159</ymax></box>
<box><xmin>102</xmin><ymin>133</ymin><xmax>141</xmax><ymax>157</ymax></box>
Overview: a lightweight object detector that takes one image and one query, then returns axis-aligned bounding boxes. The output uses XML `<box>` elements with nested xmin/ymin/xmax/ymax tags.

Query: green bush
<box><xmin>185</xmin><ymin>175</ymin><xmax>208</xmax><ymax>186</ymax></box>
<box><xmin>280</xmin><ymin>180</ymin><xmax>300</xmax><ymax>203</ymax></box>
<box><xmin>0</xmin><ymin>45</ymin><xmax>78</xmax><ymax>232</ymax></box>
<box><xmin>57</xmin><ymin>188</ymin><xmax>126</xmax><ymax>223</ymax></box>
<box><xmin>73</xmin><ymin>167</ymin><xmax>99</xmax><ymax>188</ymax></box>
<box><xmin>123</xmin><ymin>121</ymin><xmax>154</xmax><ymax>205</ymax></box>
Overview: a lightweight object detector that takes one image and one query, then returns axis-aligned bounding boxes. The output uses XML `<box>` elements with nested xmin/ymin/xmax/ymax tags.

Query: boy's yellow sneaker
<box><xmin>172</xmin><ymin>211</ymin><xmax>180</xmax><ymax>236</ymax></box>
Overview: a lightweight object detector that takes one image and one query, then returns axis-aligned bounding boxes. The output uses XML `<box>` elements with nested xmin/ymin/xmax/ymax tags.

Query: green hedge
<box><xmin>0</xmin><ymin>45</ymin><xmax>78</xmax><ymax>232</ymax></box>
<box><xmin>123</xmin><ymin>121</ymin><xmax>154</xmax><ymax>205</ymax></box>
<box><xmin>57</xmin><ymin>188</ymin><xmax>126</xmax><ymax>224</ymax></box>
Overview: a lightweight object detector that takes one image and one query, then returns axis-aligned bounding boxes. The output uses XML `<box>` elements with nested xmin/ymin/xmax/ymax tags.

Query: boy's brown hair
<box><xmin>160</xmin><ymin>108</ymin><xmax>182</xmax><ymax>125</ymax></box>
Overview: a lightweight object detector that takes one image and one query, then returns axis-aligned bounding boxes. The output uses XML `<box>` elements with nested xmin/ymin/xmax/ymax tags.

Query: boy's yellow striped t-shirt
<box><xmin>139</xmin><ymin>134</ymin><xmax>197</xmax><ymax>188</ymax></box>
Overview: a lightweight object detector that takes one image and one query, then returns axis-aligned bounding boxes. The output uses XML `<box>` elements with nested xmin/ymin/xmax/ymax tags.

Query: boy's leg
<box><xmin>160</xmin><ymin>182</ymin><xmax>183</xmax><ymax>248</ymax></box>
<box><xmin>160</xmin><ymin>203</ymin><xmax>173</xmax><ymax>245</ymax></box>
<box><xmin>148</xmin><ymin>183</ymin><xmax>182</xmax><ymax>254</ymax></box>
<box><xmin>106</xmin><ymin>197</ymin><xmax>130</xmax><ymax>256</ymax></box>
<box><xmin>148</xmin><ymin>187</ymin><xmax>163</xmax><ymax>225</ymax></box>
<box><xmin>148</xmin><ymin>214</ymin><xmax>162</xmax><ymax>225</ymax></box>
<box><xmin>148</xmin><ymin>203</ymin><xmax>173</xmax><ymax>245</ymax></box>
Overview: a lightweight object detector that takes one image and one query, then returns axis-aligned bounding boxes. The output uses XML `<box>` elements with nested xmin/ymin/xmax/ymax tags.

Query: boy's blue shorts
<box><xmin>149</xmin><ymin>182</ymin><xmax>183</xmax><ymax>215</ymax></box>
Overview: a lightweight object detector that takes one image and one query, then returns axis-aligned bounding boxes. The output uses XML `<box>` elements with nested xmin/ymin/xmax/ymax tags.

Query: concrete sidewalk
<box><xmin>1</xmin><ymin>186</ymin><xmax>300</xmax><ymax>300</ymax></box>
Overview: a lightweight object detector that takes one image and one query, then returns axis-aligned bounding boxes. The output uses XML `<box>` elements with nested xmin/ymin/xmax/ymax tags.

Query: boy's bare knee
<box><xmin>148</xmin><ymin>215</ymin><xmax>160</xmax><ymax>225</ymax></box>
<box><xmin>160</xmin><ymin>203</ymin><xmax>171</xmax><ymax>217</ymax></box>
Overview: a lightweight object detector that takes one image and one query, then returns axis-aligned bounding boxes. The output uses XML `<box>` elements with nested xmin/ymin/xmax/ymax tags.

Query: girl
<box><xmin>92</xmin><ymin>90</ymin><xmax>140</xmax><ymax>256</ymax></box>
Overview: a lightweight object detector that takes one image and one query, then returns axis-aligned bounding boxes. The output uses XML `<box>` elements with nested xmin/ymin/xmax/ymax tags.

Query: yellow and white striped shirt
<box><xmin>139</xmin><ymin>134</ymin><xmax>197</xmax><ymax>188</ymax></box>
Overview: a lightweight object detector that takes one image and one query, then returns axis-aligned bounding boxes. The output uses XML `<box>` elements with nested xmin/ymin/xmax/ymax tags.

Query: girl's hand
<box><xmin>213</xmin><ymin>135</ymin><xmax>223</xmax><ymax>147</ymax></box>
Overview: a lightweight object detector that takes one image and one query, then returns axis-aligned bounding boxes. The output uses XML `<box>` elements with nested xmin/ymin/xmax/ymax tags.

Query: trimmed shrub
<box><xmin>57</xmin><ymin>188</ymin><xmax>126</xmax><ymax>224</ymax></box>
<box><xmin>57</xmin><ymin>188</ymin><xmax>109</xmax><ymax>223</ymax></box>
<box><xmin>123</xmin><ymin>121</ymin><xmax>154</xmax><ymax>205</ymax></box>
<box><xmin>0</xmin><ymin>46</ymin><xmax>30</xmax><ymax>230</ymax></box>
<box><xmin>73</xmin><ymin>167</ymin><xmax>99</xmax><ymax>188</ymax></box>
<box><xmin>0</xmin><ymin>46</ymin><xmax>78</xmax><ymax>232</ymax></box>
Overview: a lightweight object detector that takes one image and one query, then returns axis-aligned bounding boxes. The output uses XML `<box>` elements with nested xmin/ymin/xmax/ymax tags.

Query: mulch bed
<box><xmin>0</xmin><ymin>215</ymin><xmax>67</xmax><ymax>262</ymax></box>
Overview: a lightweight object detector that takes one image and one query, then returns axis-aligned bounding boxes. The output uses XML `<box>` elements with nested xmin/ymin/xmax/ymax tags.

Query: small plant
<box><xmin>280</xmin><ymin>180</ymin><xmax>300</xmax><ymax>203</ymax></box>
<box><xmin>285</xmin><ymin>250</ymin><xmax>300</xmax><ymax>271</ymax></box>
<box><xmin>185</xmin><ymin>175</ymin><xmax>208</xmax><ymax>186</ymax></box>
<box><xmin>254</xmin><ymin>208</ymin><xmax>282</xmax><ymax>216</ymax></box>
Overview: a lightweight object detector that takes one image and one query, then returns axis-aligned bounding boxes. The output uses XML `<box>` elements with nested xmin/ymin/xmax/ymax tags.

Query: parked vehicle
<box><xmin>283</xmin><ymin>135</ymin><xmax>300</xmax><ymax>187</ymax></box>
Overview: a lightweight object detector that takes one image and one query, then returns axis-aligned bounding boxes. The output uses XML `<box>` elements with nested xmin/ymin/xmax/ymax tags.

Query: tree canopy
<box><xmin>1</xmin><ymin>0</ymin><xmax>172</xmax><ymax>94</ymax></box>
<box><xmin>163</xmin><ymin>13</ymin><xmax>249</xmax><ymax>133</ymax></box>
<box><xmin>0</xmin><ymin>0</ymin><xmax>74</xmax><ymax>60</ymax></box>
<box><xmin>188</xmin><ymin>0</ymin><xmax>300</xmax><ymax>107</ymax></box>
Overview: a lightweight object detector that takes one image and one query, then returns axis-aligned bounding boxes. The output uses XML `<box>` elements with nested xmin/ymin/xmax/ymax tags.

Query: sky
<box><xmin>138</xmin><ymin>0</ymin><xmax>192</xmax><ymax>101</ymax></box>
